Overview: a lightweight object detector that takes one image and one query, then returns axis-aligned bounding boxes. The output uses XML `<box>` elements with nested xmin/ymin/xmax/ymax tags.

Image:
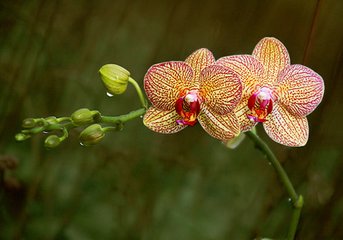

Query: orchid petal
<box><xmin>199</xmin><ymin>65</ymin><xmax>242</xmax><ymax>115</ymax></box>
<box><xmin>277</xmin><ymin>64</ymin><xmax>324</xmax><ymax>117</ymax></box>
<box><xmin>198</xmin><ymin>105</ymin><xmax>240</xmax><ymax>141</ymax></box>
<box><xmin>252</xmin><ymin>37</ymin><xmax>290</xmax><ymax>84</ymax></box>
<box><xmin>216</xmin><ymin>55</ymin><xmax>264</xmax><ymax>90</ymax></box>
<box><xmin>143</xmin><ymin>107</ymin><xmax>187</xmax><ymax>134</ymax></box>
<box><xmin>185</xmin><ymin>48</ymin><xmax>215</xmax><ymax>85</ymax></box>
<box><xmin>216</xmin><ymin>55</ymin><xmax>264</xmax><ymax>131</ymax></box>
<box><xmin>263</xmin><ymin>104</ymin><xmax>308</xmax><ymax>147</ymax></box>
<box><xmin>144</xmin><ymin>61</ymin><xmax>194</xmax><ymax>111</ymax></box>
<box><xmin>234</xmin><ymin>94</ymin><xmax>257</xmax><ymax>131</ymax></box>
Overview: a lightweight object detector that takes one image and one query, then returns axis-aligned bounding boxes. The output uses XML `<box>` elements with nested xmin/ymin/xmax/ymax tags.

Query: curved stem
<box><xmin>101</xmin><ymin>108</ymin><xmax>146</xmax><ymax>124</ymax></box>
<box><xmin>245</xmin><ymin>131</ymin><xmax>303</xmax><ymax>240</ymax></box>
<box><xmin>128</xmin><ymin>77</ymin><xmax>148</xmax><ymax>109</ymax></box>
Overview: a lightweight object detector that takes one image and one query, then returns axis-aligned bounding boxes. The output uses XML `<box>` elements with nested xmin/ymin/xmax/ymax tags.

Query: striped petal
<box><xmin>199</xmin><ymin>65</ymin><xmax>242</xmax><ymax>115</ymax></box>
<box><xmin>198</xmin><ymin>105</ymin><xmax>240</xmax><ymax>141</ymax></box>
<box><xmin>216</xmin><ymin>55</ymin><xmax>264</xmax><ymax>89</ymax></box>
<box><xmin>216</xmin><ymin>55</ymin><xmax>264</xmax><ymax>131</ymax></box>
<box><xmin>185</xmin><ymin>48</ymin><xmax>215</xmax><ymax>85</ymax></box>
<box><xmin>252</xmin><ymin>37</ymin><xmax>290</xmax><ymax>85</ymax></box>
<box><xmin>277</xmin><ymin>64</ymin><xmax>324</xmax><ymax>117</ymax></box>
<box><xmin>263</xmin><ymin>104</ymin><xmax>309</xmax><ymax>147</ymax></box>
<box><xmin>143</xmin><ymin>107</ymin><xmax>187</xmax><ymax>134</ymax></box>
<box><xmin>144</xmin><ymin>61</ymin><xmax>194</xmax><ymax>111</ymax></box>
<box><xmin>234</xmin><ymin>94</ymin><xmax>257</xmax><ymax>131</ymax></box>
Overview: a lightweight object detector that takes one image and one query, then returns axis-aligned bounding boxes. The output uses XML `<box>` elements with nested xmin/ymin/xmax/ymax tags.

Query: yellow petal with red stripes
<box><xmin>185</xmin><ymin>48</ymin><xmax>215</xmax><ymax>85</ymax></box>
<box><xmin>144</xmin><ymin>61</ymin><xmax>194</xmax><ymax>111</ymax></box>
<box><xmin>234</xmin><ymin>93</ymin><xmax>257</xmax><ymax>131</ymax></box>
<box><xmin>199</xmin><ymin>65</ymin><xmax>242</xmax><ymax>115</ymax></box>
<box><xmin>263</xmin><ymin>104</ymin><xmax>309</xmax><ymax>147</ymax></box>
<box><xmin>253</xmin><ymin>37</ymin><xmax>290</xmax><ymax>85</ymax></box>
<box><xmin>277</xmin><ymin>64</ymin><xmax>324</xmax><ymax>117</ymax></box>
<box><xmin>197</xmin><ymin>105</ymin><xmax>240</xmax><ymax>141</ymax></box>
<box><xmin>143</xmin><ymin>107</ymin><xmax>187</xmax><ymax>134</ymax></box>
<box><xmin>216</xmin><ymin>55</ymin><xmax>264</xmax><ymax>131</ymax></box>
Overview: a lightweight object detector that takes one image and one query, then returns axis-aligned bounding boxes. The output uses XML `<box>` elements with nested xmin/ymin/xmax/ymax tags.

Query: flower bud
<box><xmin>79</xmin><ymin>124</ymin><xmax>105</xmax><ymax>146</ymax></box>
<box><xmin>44</xmin><ymin>135</ymin><xmax>61</xmax><ymax>149</ymax></box>
<box><xmin>22</xmin><ymin>118</ymin><xmax>36</xmax><ymax>128</ymax></box>
<box><xmin>15</xmin><ymin>133</ymin><xmax>30</xmax><ymax>141</ymax></box>
<box><xmin>71</xmin><ymin>108</ymin><xmax>99</xmax><ymax>126</ymax></box>
<box><xmin>99</xmin><ymin>64</ymin><xmax>130</xmax><ymax>95</ymax></box>
<box><xmin>45</xmin><ymin>116</ymin><xmax>58</xmax><ymax>125</ymax></box>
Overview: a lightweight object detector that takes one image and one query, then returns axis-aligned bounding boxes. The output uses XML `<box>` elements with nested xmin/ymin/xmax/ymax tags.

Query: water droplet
<box><xmin>106</xmin><ymin>92</ymin><xmax>114</xmax><ymax>97</ymax></box>
<box><xmin>288</xmin><ymin>198</ymin><xmax>292</xmax><ymax>203</ymax></box>
<box><xmin>80</xmin><ymin>142</ymin><xmax>84</xmax><ymax>146</ymax></box>
<box><xmin>140</xmin><ymin>115</ymin><xmax>143</xmax><ymax>118</ymax></box>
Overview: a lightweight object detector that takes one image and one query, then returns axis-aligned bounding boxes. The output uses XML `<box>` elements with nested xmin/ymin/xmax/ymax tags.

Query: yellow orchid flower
<box><xmin>217</xmin><ymin>37</ymin><xmax>324</xmax><ymax>146</ymax></box>
<box><xmin>143</xmin><ymin>48</ymin><xmax>242</xmax><ymax>141</ymax></box>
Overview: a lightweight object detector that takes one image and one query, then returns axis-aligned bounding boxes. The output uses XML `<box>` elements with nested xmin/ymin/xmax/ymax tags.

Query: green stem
<box><xmin>128</xmin><ymin>77</ymin><xmax>148</xmax><ymax>109</ymax></box>
<box><xmin>245</xmin><ymin>131</ymin><xmax>303</xmax><ymax>240</ymax></box>
<box><xmin>101</xmin><ymin>108</ymin><xmax>146</xmax><ymax>124</ymax></box>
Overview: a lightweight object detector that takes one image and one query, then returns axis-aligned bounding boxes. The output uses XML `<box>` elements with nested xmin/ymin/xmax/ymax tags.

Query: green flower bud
<box><xmin>15</xmin><ymin>133</ymin><xmax>31</xmax><ymax>141</ymax></box>
<box><xmin>22</xmin><ymin>118</ymin><xmax>36</xmax><ymax>128</ymax></box>
<box><xmin>79</xmin><ymin>124</ymin><xmax>105</xmax><ymax>146</ymax></box>
<box><xmin>99</xmin><ymin>64</ymin><xmax>130</xmax><ymax>95</ymax></box>
<box><xmin>45</xmin><ymin>116</ymin><xmax>58</xmax><ymax>125</ymax></box>
<box><xmin>44</xmin><ymin>135</ymin><xmax>61</xmax><ymax>149</ymax></box>
<box><xmin>71</xmin><ymin>108</ymin><xmax>99</xmax><ymax>126</ymax></box>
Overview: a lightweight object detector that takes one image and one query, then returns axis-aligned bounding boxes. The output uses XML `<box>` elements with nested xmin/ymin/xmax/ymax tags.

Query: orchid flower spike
<box><xmin>143</xmin><ymin>48</ymin><xmax>243</xmax><ymax>141</ymax></box>
<box><xmin>217</xmin><ymin>37</ymin><xmax>324</xmax><ymax>146</ymax></box>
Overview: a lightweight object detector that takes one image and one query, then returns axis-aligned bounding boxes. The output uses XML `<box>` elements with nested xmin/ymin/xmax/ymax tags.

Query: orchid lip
<box><xmin>175</xmin><ymin>91</ymin><xmax>201</xmax><ymax>126</ymax></box>
<box><xmin>247</xmin><ymin>87</ymin><xmax>274</xmax><ymax>123</ymax></box>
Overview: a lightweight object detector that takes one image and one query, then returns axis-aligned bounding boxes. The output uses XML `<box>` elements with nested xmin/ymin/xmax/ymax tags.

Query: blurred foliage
<box><xmin>1</xmin><ymin>0</ymin><xmax>343</xmax><ymax>239</ymax></box>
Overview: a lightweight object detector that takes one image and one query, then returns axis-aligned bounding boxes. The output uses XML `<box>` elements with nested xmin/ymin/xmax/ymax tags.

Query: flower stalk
<box><xmin>245</xmin><ymin>130</ymin><xmax>303</xmax><ymax>240</ymax></box>
<box><xmin>16</xmin><ymin>108</ymin><xmax>147</xmax><ymax>148</ymax></box>
<box><xmin>128</xmin><ymin>77</ymin><xmax>148</xmax><ymax>109</ymax></box>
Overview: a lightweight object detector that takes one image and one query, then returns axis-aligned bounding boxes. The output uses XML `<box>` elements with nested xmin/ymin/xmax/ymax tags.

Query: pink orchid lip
<box><xmin>247</xmin><ymin>87</ymin><xmax>274</xmax><ymax>123</ymax></box>
<box><xmin>175</xmin><ymin>90</ymin><xmax>201</xmax><ymax>126</ymax></box>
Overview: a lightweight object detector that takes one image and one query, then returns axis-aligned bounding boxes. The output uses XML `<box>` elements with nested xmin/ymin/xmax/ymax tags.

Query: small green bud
<box><xmin>44</xmin><ymin>135</ymin><xmax>61</xmax><ymax>149</ymax></box>
<box><xmin>79</xmin><ymin>124</ymin><xmax>105</xmax><ymax>146</ymax></box>
<box><xmin>45</xmin><ymin>116</ymin><xmax>58</xmax><ymax>125</ymax></box>
<box><xmin>15</xmin><ymin>133</ymin><xmax>31</xmax><ymax>141</ymax></box>
<box><xmin>71</xmin><ymin>108</ymin><xmax>98</xmax><ymax>126</ymax></box>
<box><xmin>22</xmin><ymin>118</ymin><xmax>36</xmax><ymax>128</ymax></box>
<box><xmin>99</xmin><ymin>64</ymin><xmax>130</xmax><ymax>95</ymax></box>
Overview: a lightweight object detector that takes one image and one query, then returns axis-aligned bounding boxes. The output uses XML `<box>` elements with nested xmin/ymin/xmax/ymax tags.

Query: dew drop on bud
<box><xmin>106</xmin><ymin>92</ymin><xmax>114</xmax><ymax>97</ymax></box>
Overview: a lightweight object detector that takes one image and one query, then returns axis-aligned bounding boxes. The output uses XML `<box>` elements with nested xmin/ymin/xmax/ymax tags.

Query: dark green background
<box><xmin>1</xmin><ymin>0</ymin><xmax>342</xmax><ymax>239</ymax></box>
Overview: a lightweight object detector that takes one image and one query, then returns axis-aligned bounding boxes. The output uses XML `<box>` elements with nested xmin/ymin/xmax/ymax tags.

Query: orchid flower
<box><xmin>143</xmin><ymin>48</ymin><xmax>242</xmax><ymax>141</ymax></box>
<box><xmin>217</xmin><ymin>37</ymin><xmax>324</xmax><ymax>146</ymax></box>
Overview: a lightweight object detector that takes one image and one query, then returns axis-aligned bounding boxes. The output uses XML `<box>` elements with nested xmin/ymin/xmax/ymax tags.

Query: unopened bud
<box><xmin>44</xmin><ymin>135</ymin><xmax>61</xmax><ymax>149</ymax></box>
<box><xmin>45</xmin><ymin>116</ymin><xmax>58</xmax><ymax>125</ymax></box>
<box><xmin>71</xmin><ymin>108</ymin><xmax>99</xmax><ymax>126</ymax></box>
<box><xmin>79</xmin><ymin>124</ymin><xmax>105</xmax><ymax>146</ymax></box>
<box><xmin>99</xmin><ymin>64</ymin><xmax>130</xmax><ymax>95</ymax></box>
<box><xmin>22</xmin><ymin>118</ymin><xmax>36</xmax><ymax>128</ymax></box>
<box><xmin>15</xmin><ymin>133</ymin><xmax>30</xmax><ymax>141</ymax></box>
